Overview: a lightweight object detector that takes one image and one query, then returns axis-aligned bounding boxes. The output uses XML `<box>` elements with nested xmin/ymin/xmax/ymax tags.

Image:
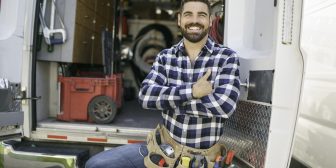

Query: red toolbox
<box><xmin>57</xmin><ymin>74</ymin><xmax>123</xmax><ymax>124</ymax></box>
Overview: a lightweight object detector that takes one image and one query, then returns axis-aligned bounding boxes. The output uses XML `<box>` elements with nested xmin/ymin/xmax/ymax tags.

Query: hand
<box><xmin>192</xmin><ymin>69</ymin><xmax>213</xmax><ymax>99</ymax></box>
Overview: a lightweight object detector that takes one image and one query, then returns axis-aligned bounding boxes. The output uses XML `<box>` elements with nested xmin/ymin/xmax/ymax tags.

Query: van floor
<box><xmin>37</xmin><ymin>99</ymin><xmax>162</xmax><ymax>130</ymax></box>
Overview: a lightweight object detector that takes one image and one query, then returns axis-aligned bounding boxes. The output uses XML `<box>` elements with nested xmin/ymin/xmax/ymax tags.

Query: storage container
<box><xmin>57</xmin><ymin>74</ymin><xmax>123</xmax><ymax>123</ymax></box>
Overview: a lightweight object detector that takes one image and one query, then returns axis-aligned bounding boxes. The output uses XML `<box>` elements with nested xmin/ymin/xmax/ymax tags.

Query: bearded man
<box><xmin>86</xmin><ymin>1</ymin><xmax>240</xmax><ymax>167</ymax></box>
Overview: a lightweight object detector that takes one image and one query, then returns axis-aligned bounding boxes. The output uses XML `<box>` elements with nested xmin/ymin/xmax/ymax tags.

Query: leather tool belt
<box><xmin>144</xmin><ymin>124</ymin><xmax>227</xmax><ymax>168</ymax></box>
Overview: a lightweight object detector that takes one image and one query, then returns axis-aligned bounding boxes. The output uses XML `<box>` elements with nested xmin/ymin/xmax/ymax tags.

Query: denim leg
<box><xmin>85</xmin><ymin>143</ymin><xmax>148</xmax><ymax>168</ymax></box>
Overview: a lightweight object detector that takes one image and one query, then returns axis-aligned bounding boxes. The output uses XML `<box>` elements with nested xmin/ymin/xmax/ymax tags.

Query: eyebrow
<box><xmin>198</xmin><ymin>11</ymin><xmax>208</xmax><ymax>16</ymax></box>
<box><xmin>182</xmin><ymin>11</ymin><xmax>192</xmax><ymax>15</ymax></box>
<box><xmin>182</xmin><ymin>11</ymin><xmax>209</xmax><ymax>16</ymax></box>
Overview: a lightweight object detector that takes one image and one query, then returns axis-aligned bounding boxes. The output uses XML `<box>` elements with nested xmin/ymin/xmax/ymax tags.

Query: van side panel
<box><xmin>0</xmin><ymin>0</ymin><xmax>25</xmax><ymax>83</ymax></box>
<box><xmin>294</xmin><ymin>0</ymin><xmax>336</xmax><ymax>167</ymax></box>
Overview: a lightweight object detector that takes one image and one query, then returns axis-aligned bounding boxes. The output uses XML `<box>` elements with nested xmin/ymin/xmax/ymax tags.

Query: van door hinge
<box><xmin>14</xmin><ymin>90</ymin><xmax>41</xmax><ymax>101</ymax></box>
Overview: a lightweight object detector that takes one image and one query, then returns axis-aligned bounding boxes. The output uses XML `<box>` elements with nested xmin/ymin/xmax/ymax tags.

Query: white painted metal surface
<box><xmin>264</xmin><ymin>0</ymin><xmax>303</xmax><ymax>167</ymax></box>
<box><xmin>32</xmin><ymin>119</ymin><xmax>150</xmax><ymax>144</ymax></box>
<box><xmin>226</xmin><ymin>0</ymin><xmax>304</xmax><ymax>167</ymax></box>
<box><xmin>293</xmin><ymin>0</ymin><xmax>336</xmax><ymax>167</ymax></box>
<box><xmin>0</xmin><ymin>0</ymin><xmax>19</xmax><ymax>40</ymax></box>
<box><xmin>21</xmin><ymin>0</ymin><xmax>37</xmax><ymax>139</ymax></box>
<box><xmin>0</xmin><ymin>0</ymin><xmax>34</xmax><ymax>139</ymax></box>
<box><xmin>0</xmin><ymin>0</ymin><xmax>24</xmax><ymax>82</ymax></box>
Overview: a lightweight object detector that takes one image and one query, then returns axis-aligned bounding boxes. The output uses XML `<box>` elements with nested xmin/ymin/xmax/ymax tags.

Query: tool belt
<box><xmin>144</xmin><ymin>124</ymin><xmax>227</xmax><ymax>168</ymax></box>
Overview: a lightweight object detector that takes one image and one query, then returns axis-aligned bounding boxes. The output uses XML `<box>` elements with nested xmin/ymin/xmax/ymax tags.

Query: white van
<box><xmin>0</xmin><ymin>0</ymin><xmax>335</xmax><ymax>167</ymax></box>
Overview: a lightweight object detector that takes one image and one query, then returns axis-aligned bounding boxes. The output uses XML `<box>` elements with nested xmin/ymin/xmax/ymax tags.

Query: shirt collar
<box><xmin>175</xmin><ymin>37</ymin><xmax>215</xmax><ymax>55</ymax></box>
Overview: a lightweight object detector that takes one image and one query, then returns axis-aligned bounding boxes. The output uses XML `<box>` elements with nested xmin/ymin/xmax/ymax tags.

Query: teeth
<box><xmin>188</xmin><ymin>26</ymin><xmax>200</xmax><ymax>30</ymax></box>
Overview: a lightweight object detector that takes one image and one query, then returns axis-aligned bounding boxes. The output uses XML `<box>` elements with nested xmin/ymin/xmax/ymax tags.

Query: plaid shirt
<box><xmin>139</xmin><ymin>38</ymin><xmax>240</xmax><ymax>149</ymax></box>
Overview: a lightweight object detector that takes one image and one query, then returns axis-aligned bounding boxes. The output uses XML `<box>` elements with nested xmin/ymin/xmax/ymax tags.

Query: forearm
<box><xmin>184</xmin><ymin>55</ymin><xmax>240</xmax><ymax>118</ymax></box>
<box><xmin>138</xmin><ymin>82</ymin><xmax>193</xmax><ymax>110</ymax></box>
<box><xmin>184</xmin><ymin>83</ymin><xmax>240</xmax><ymax>118</ymax></box>
<box><xmin>138</xmin><ymin>52</ymin><xmax>195</xmax><ymax>110</ymax></box>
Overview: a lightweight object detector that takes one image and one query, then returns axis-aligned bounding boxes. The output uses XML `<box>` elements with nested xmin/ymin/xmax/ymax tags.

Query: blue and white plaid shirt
<box><xmin>139</xmin><ymin>37</ymin><xmax>240</xmax><ymax>149</ymax></box>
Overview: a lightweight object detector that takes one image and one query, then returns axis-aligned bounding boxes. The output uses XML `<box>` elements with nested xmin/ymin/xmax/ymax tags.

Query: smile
<box><xmin>188</xmin><ymin>26</ymin><xmax>201</xmax><ymax>30</ymax></box>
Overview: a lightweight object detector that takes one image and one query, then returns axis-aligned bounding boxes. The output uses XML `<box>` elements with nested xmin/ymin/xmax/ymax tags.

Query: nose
<box><xmin>191</xmin><ymin>15</ymin><xmax>201</xmax><ymax>23</ymax></box>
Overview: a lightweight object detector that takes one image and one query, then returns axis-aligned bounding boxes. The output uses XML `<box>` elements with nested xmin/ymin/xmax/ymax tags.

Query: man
<box><xmin>85</xmin><ymin>0</ymin><xmax>239</xmax><ymax>167</ymax></box>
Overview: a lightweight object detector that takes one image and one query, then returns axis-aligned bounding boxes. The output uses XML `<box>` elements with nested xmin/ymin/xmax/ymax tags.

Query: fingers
<box><xmin>193</xmin><ymin>69</ymin><xmax>213</xmax><ymax>98</ymax></box>
<box><xmin>201</xmin><ymin>69</ymin><xmax>212</xmax><ymax>80</ymax></box>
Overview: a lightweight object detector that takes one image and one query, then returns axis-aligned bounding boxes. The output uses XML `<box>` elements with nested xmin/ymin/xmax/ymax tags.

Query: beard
<box><xmin>181</xmin><ymin>23</ymin><xmax>209</xmax><ymax>43</ymax></box>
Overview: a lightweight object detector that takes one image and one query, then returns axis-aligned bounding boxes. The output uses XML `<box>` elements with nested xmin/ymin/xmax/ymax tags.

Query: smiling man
<box><xmin>139</xmin><ymin>0</ymin><xmax>240</xmax><ymax>149</ymax></box>
<box><xmin>86</xmin><ymin>1</ymin><xmax>240</xmax><ymax>167</ymax></box>
<box><xmin>179</xmin><ymin>1</ymin><xmax>211</xmax><ymax>43</ymax></box>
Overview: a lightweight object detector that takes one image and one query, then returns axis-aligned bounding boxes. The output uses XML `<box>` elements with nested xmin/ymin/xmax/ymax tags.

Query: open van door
<box><xmin>0</xmin><ymin>0</ymin><xmax>29</xmax><ymax>140</ymax></box>
<box><xmin>223</xmin><ymin>0</ymin><xmax>304</xmax><ymax>167</ymax></box>
<box><xmin>291</xmin><ymin>0</ymin><xmax>336</xmax><ymax>167</ymax></box>
<box><xmin>0</xmin><ymin>0</ymin><xmax>41</xmax><ymax>141</ymax></box>
<box><xmin>0</xmin><ymin>1</ymin><xmax>92</xmax><ymax>167</ymax></box>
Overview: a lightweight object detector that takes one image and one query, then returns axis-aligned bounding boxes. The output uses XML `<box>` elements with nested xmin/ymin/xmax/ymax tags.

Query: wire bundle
<box><xmin>210</xmin><ymin>16</ymin><xmax>224</xmax><ymax>44</ymax></box>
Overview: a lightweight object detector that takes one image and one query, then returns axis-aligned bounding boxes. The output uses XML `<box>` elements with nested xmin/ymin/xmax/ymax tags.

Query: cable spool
<box><xmin>134</xmin><ymin>32</ymin><xmax>166</xmax><ymax>73</ymax></box>
<box><xmin>131</xmin><ymin>24</ymin><xmax>173</xmax><ymax>86</ymax></box>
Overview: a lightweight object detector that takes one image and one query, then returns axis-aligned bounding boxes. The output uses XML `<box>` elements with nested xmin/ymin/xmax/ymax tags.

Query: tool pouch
<box><xmin>144</xmin><ymin>124</ymin><xmax>227</xmax><ymax>168</ymax></box>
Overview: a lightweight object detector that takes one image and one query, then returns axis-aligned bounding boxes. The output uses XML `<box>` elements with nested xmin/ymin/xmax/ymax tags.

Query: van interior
<box><xmin>19</xmin><ymin>0</ymin><xmax>278</xmax><ymax>167</ymax></box>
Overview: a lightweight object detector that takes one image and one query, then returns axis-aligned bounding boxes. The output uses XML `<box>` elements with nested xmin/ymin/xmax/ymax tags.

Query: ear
<box><xmin>210</xmin><ymin>15</ymin><xmax>214</xmax><ymax>27</ymax></box>
<box><xmin>177</xmin><ymin>13</ymin><xmax>181</xmax><ymax>27</ymax></box>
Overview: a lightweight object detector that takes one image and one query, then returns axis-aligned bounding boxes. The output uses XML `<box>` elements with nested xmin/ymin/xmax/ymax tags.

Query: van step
<box><xmin>2</xmin><ymin>140</ymin><xmax>89</xmax><ymax>168</ymax></box>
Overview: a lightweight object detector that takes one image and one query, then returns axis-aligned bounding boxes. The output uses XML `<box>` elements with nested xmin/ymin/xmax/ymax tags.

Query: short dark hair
<box><xmin>180</xmin><ymin>0</ymin><xmax>211</xmax><ymax>14</ymax></box>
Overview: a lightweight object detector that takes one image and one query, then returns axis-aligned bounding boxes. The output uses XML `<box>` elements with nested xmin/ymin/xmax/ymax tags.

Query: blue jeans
<box><xmin>85</xmin><ymin>143</ymin><xmax>148</xmax><ymax>168</ymax></box>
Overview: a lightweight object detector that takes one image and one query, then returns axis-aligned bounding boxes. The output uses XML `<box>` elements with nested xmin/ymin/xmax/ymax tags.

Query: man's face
<box><xmin>178</xmin><ymin>2</ymin><xmax>212</xmax><ymax>43</ymax></box>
